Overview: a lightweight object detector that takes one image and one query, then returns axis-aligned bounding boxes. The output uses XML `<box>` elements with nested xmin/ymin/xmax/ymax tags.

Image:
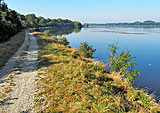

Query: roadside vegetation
<box><xmin>0</xmin><ymin>4</ymin><xmax>22</xmax><ymax>42</ymax></box>
<box><xmin>33</xmin><ymin>31</ymin><xmax>160</xmax><ymax>112</ymax></box>
<box><xmin>0</xmin><ymin>30</ymin><xmax>25</xmax><ymax>69</ymax></box>
<box><xmin>1</xmin><ymin>1</ymin><xmax>159</xmax><ymax>112</ymax></box>
<box><xmin>0</xmin><ymin>2</ymin><xmax>82</xmax><ymax>70</ymax></box>
<box><xmin>0</xmin><ymin>3</ymin><xmax>82</xmax><ymax>42</ymax></box>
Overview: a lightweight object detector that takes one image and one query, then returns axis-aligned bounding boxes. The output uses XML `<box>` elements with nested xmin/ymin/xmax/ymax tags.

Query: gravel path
<box><xmin>0</xmin><ymin>30</ymin><xmax>38</xmax><ymax>113</ymax></box>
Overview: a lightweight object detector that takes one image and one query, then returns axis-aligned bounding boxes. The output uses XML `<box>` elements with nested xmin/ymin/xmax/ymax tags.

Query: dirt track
<box><xmin>0</xmin><ymin>31</ymin><xmax>38</xmax><ymax>113</ymax></box>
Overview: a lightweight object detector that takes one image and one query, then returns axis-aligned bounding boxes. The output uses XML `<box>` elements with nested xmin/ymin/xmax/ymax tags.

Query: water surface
<box><xmin>51</xmin><ymin>27</ymin><xmax>160</xmax><ymax>98</ymax></box>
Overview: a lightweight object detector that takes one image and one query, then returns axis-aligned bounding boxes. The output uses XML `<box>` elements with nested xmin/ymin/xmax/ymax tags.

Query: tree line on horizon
<box><xmin>20</xmin><ymin>14</ymin><xmax>82</xmax><ymax>28</ymax></box>
<box><xmin>0</xmin><ymin>3</ymin><xmax>82</xmax><ymax>42</ymax></box>
<box><xmin>84</xmin><ymin>20</ymin><xmax>160</xmax><ymax>28</ymax></box>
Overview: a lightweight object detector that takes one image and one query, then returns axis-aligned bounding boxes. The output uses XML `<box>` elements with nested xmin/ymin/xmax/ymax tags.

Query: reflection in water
<box><xmin>42</xmin><ymin>27</ymin><xmax>160</xmax><ymax>101</ymax></box>
<box><xmin>40</xmin><ymin>26</ymin><xmax>81</xmax><ymax>36</ymax></box>
<box><xmin>67</xmin><ymin>28</ymin><xmax>160</xmax><ymax>99</ymax></box>
<box><xmin>74</xmin><ymin>28</ymin><xmax>81</xmax><ymax>33</ymax></box>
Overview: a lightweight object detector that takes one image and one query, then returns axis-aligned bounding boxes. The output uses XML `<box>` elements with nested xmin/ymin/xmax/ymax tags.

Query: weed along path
<box><xmin>0</xmin><ymin>30</ymin><xmax>38</xmax><ymax>113</ymax></box>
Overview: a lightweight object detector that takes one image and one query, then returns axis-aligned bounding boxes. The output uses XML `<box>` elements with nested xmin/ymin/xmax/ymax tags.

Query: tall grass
<box><xmin>0</xmin><ymin>30</ymin><xmax>25</xmax><ymax>69</ymax></box>
<box><xmin>33</xmin><ymin>32</ymin><xmax>160</xmax><ymax>112</ymax></box>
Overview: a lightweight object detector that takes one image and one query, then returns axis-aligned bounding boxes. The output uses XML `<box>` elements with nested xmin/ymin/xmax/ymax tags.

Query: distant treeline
<box><xmin>21</xmin><ymin>14</ymin><xmax>82</xmax><ymax>28</ymax></box>
<box><xmin>0</xmin><ymin>3</ymin><xmax>82</xmax><ymax>42</ymax></box>
<box><xmin>84</xmin><ymin>20</ymin><xmax>160</xmax><ymax>28</ymax></box>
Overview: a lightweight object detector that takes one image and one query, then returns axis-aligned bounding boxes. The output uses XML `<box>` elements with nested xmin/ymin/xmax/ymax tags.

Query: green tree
<box><xmin>0</xmin><ymin>4</ymin><xmax>22</xmax><ymax>42</ymax></box>
<box><xmin>25</xmin><ymin>14</ymin><xmax>37</xmax><ymax>27</ymax></box>
<box><xmin>0</xmin><ymin>4</ymin><xmax>82</xmax><ymax>42</ymax></box>
<box><xmin>78</xmin><ymin>42</ymin><xmax>96</xmax><ymax>58</ymax></box>
<box><xmin>74</xmin><ymin>21</ymin><xmax>82</xmax><ymax>28</ymax></box>
<box><xmin>107</xmin><ymin>43</ymin><xmax>140</xmax><ymax>83</ymax></box>
<box><xmin>43</xmin><ymin>30</ymin><xmax>52</xmax><ymax>36</ymax></box>
<box><xmin>59</xmin><ymin>37</ymin><xmax>69</xmax><ymax>45</ymax></box>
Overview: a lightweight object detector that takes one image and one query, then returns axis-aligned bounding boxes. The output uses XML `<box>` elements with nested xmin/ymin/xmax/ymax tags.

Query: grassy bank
<box><xmin>0</xmin><ymin>30</ymin><xmax>25</xmax><ymax>69</ymax></box>
<box><xmin>33</xmin><ymin>32</ymin><xmax>160</xmax><ymax>112</ymax></box>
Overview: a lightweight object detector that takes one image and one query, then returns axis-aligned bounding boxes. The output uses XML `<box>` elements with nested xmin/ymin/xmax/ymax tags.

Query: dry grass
<box><xmin>33</xmin><ymin>32</ymin><xmax>160</xmax><ymax>113</ymax></box>
<box><xmin>0</xmin><ymin>30</ymin><xmax>25</xmax><ymax>69</ymax></box>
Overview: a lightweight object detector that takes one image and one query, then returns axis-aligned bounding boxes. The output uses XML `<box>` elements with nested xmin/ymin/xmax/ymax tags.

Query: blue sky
<box><xmin>5</xmin><ymin>0</ymin><xmax>160</xmax><ymax>23</ymax></box>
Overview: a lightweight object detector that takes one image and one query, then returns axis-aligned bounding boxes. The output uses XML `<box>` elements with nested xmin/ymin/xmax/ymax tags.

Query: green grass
<box><xmin>33</xmin><ymin>32</ymin><xmax>160</xmax><ymax>113</ymax></box>
<box><xmin>0</xmin><ymin>30</ymin><xmax>25</xmax><ymax>69</ymax></box>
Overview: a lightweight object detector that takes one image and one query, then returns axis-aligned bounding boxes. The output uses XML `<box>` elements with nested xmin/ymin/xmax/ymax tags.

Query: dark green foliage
<box><xmin>74</xmin><ymin>21</ymin><xmax>82</xmax><ymax>28</ymax></box>
<box><xmin>23</xmin><ymin>14</ymin><xmax>82</xmax><ymax>28</ymax></box>
<box><xmin>25</xmin><ymin>14</ymin><xmax>38</xmax><ymax>27</ymax></box>
<box><xmin>0</xmin><ymin>4</ymin><xmax>22</xmax><ymax>42</ymax></box>
<box><xmin>0</xmin><ymin>3</ymin><xmax>82</xmax><ymax>42</ymax></box>
<box><xmin>107</xmin><ymin>42</ymin><xmax>140</xmax><ymax>83</ymax></box>
<box><xmin>52</xmin><ymin>36</ymin><xmax>58</xmax><ymax>41</ymax></box>
<box><xmin>78</xmin><ymin>42</ymin><xmax>96</xmax><ymax>58</ymax></box>
<box><xmin>43</xmin><ymin>30</ymin><xmax>52</xmax><ymax>36</ymax></box>
<box><xmin>59</xmin><ymin>37</ymin><xmax>69</xmax><ymax>45</ymax></box>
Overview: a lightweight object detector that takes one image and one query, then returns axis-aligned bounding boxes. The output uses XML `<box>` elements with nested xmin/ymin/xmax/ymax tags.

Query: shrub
<box><xmin>78</xmin><ymin>42</ymin><xmax>96</xmax><ymax>58</ymax></box>
<box><xmin>107</xmin><ymin>42</ymin><xmax>140</xmax><ymax>83</ymax></box>
<box><xmin>59</xmin><ymin>37</ymin><xmax>69</xmax><ymax>45</ymax></box>
<box><xmin>52</xmin><ymin>36</ymin><xmax>58</xmax><ymax>41</ymax></box>
<box><xmin>34</xmin><ymin>33</ymin><xmax>160</xmax><ymax>112</ymax></box>
<box><xmin>43</xmin><ymin>30</ymin><xmax>52</xmax><ymax>36</ymax></box>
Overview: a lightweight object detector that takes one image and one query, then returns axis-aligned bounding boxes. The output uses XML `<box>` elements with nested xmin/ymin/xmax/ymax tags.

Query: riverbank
<box><xmin>0</xmin><ymin>30</ymin><xmax>25</xmax><ymax>70</ymax></box>
<box><xmin>33</xmin><ymin>32</ymin><xmax>160</xmax><ymax>112</ymax></box>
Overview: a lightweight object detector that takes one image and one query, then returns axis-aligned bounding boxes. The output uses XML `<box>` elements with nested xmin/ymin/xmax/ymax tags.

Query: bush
<box><xmin>59</xmin><ymin>37</ymin><xmax>69</xmax><ymax>45</ymax></box>
<box><xmin>107</xmin><ymin>42</ymin><xmax>140</xmax><ymax>83</ymax></box>
<box><xmin>43</xmin><ymin>30</ymin><xmax>52</xmax><ymax>36</ymax></box>
<box><xmin>52</xmin><ymin>36</ymin><xmax>58</xmax><ymax>41</ymax></box>
<box><xmin>78</xmin><ymin>42</ymin><xmax>96</xmax><ymax>58</ymax></box>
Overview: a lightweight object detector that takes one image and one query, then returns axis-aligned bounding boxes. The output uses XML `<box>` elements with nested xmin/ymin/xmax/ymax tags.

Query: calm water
<box><xmin>52</xmin><ymin>27</ymin><xmax>160</xmax><ymax>97</ymax></box>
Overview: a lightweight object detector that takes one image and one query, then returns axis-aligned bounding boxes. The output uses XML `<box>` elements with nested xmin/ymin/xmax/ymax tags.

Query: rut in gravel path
<box><xmin>0</xmin><ymin>30</ymin><xmax>38</xmax><ymax>113</ymax></box>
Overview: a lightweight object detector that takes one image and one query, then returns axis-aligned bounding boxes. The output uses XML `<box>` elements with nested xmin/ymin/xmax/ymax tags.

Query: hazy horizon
<box><xmin>5</xmin><ymin>0</ymin><xmax>160</xmax><ymax>24</ymax></box>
